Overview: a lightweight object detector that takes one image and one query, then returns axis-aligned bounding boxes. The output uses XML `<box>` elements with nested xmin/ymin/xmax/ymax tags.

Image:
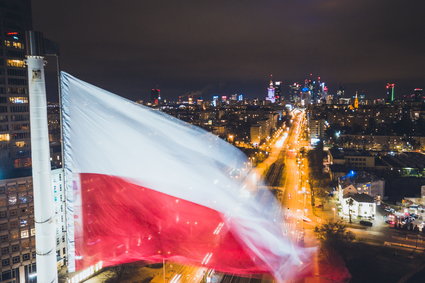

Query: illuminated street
<box><xmin>2</xmin><ymin>1</ymin><xmax>425</xmax><ymax>283</ymax></box>
<box><xmin>144</xmin><ymin>110</ymin><xmax>328</xmax><ymax>283</ymax></box>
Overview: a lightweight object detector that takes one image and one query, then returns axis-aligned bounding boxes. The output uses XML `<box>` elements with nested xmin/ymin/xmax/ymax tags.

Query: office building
<box><xmin>273</xmin><ymin>81</ymin><xmax>282</xmax><ymax>102</ymax></box>
<box><xmin>150</xmin><ymin>88</ymin><xmax>161</xmax><ymax>105</ymax></box>
<box><xmin>0</xmin><ymin>0</ymin><xmax>33</xmax><ymax>179</ymax></box>
<box><xmin>0</xmin><ymin>169</ymin><xmax>66</xmax><ymax>283</ymax></box>
<box><xmin>386</xmin><ymin>83</ymin><xmax>395</xmax><ymax>104</ymax></box>
<box><xmin>0</xmin><ymin>2</ymin><xmax>66</xmax><ymax>282</ymax></box>
<box><xmin>413</xmin><ymin>88</ymin><xmax>424</xmax><ymax>102</ymax></box>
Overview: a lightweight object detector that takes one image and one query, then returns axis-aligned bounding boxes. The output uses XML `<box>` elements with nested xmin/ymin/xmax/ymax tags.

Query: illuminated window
<box><xmin>14</xmin><ymin>157</ymin><xmax>31</xmax><ymax>168</ymax></box>
<box><xmin>30</xmin><ymin>228</ymin><xmax>35</xmax><ymax>236</ymax></box>
<box><xmin>9</xmin><ymin>96</ymin><xmax>28</xmax><ymax>104</ymax></box>
<box><xmin>20</xmin><ymin>219</ymin><xmax>28</xmax><ymax>227</ymax></box>
<box><xmin>15</xmin><ymin>141</ymin><xmax>26</xmax><ymax>147</ymax></box>
<box><xmin>11</xmin><ymin>230</ymin><xmax>19</xmax><ymax>240</ymax></box>
<box><xmin>4</xmin><ymin>40</ymin><xmax>24</xmax><ymax>49</ymax></box>
<box><xmin>0</xmin><ymin>134</ymin><xmax>10</xmax><ymax>141</ymax></box>
<box><xmin>8</xmin><ymin>196</ymin><xmax>17</xmax><ymax>205</ymax></box>
<box><xmin>20</xmin><ymin>230</ymin><xmax>29</xmax><ymax>239</ymax></box>
<box><xmin>6</xmin><ymin>59</ymin><xmax>25</xmax><ymax>68</ymax></box>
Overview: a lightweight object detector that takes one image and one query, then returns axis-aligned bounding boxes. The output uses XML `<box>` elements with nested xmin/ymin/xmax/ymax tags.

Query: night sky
<box><xmin>32</xmin><ymin>0</ymin><xmax>425</xmax><ymax>101</ymax></box>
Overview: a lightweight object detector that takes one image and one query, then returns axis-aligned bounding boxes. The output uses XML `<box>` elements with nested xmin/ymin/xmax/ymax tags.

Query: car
<box><xmin>360</xmin><ymin>220</ymin><xmax>373</xmax><ymax>227</ymax></box>
<box><xmin>302</xmin><ymin>216</ymin><xmax>312</xmax><ymax>222</ymax></box>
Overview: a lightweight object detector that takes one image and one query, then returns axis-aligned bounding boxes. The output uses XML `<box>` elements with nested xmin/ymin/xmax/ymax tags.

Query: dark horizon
<box><xmin>33</xmin><ymin>0</ymin><xmax>425</xmax><ymax>102</ymax></box>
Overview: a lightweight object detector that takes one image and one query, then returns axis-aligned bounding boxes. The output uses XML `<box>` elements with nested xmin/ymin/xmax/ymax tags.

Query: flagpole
<box><xmin>26</xmin><ymin>31</ymin><xmax>58</xmax><ymax>283</ymax></box>
<box><xmin>163</xmin><ymin>258</ymin><xmax>166</xmax><ymax>282</ymax></box>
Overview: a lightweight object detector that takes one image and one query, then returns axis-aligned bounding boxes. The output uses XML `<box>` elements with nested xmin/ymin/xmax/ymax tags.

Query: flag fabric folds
<box><xmin>61</xmin><ymin>72</ymin><xmax>311</xmax><ymax>281</ymax></box>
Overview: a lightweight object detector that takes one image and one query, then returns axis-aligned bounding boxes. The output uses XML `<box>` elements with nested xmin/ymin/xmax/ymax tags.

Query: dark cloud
<box><xmin>33</xmin><ymin>0</ymin><xmax>425</xmax><ymax>101</ymax></box>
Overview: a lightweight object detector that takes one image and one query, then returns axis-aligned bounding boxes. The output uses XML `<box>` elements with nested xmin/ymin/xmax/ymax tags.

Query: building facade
<box><xmin>0</xmin><ymin>0</ymin><xmax>33</xmax><ymax>179</ymax></box>
<box><xmin>0</xmin><ymin>169</ymin><xmax>66</xmax><ymax>283</ymax></box>
<box><xmin>0</xmin><ymin>1</ymin><xmax>66</xmax><ymax>282</ymax></box>
<box><xmin>340</xmin><ymin>193</ymin><xmax>376</xmax><ymax>220</ymax></box>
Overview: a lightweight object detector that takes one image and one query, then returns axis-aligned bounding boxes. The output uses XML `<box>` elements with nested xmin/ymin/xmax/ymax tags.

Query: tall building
<box><xmin>335</xmin><ymin>85</ymin><xmax>345</xmax><ymax>103</ymax></box>
<box><xmin>150</xmin><ymin>88</ymin><xmax>161</xmax><ymax>105</ymax></box>
<box><xmin>289</xmin><ymin>83</ymin><xmax>301</xmax><ymax>104</ymax></box>
<box><xmin>273</xmin><ymin>81</ymin><xmax>282</xmax><ymax>102</ymax></box>
<box><xmin>308</xmin><ymin>119</ymin><xmax>326</xmax><ymax>145</ymax></box>
<box><xmin>0</xmin><ymin>2</ymin><xmax>66</xmax><ymax>282</ymax></box>
<box><xmin>0</xmin><ymin>0</ymin><xmax>33</xmax><ymax>179</ymax></box>
<box><xmin>354</xmin><ymin>91</ymin><xmax>359</xmax><ymax>109</ymax></box>
<box><xmin>413</xmin><ymin>88</ymin><xmax>424</xmax><ymax>102</ymax></box>
<box><xmin>266</xmin><ymin>80</ymin><xmax>275</xmax><ymax>103</ymax></box>
<box><xmin>386</xmin><ymin>83</ymin><xmax>395</xmax><ymax>104</ymax></box>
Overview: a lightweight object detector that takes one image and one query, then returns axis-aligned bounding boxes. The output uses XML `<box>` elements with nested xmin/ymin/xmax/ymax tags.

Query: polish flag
<box><xmin>61</xmin><ymin>72</ymin><xmax>311</xmax><ymax>281</ymax></box>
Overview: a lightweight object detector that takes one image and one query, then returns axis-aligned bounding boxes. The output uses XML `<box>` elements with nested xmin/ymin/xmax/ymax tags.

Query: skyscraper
<box><xmin>386</xmin><ymin>83</ymin><xmax>395</xmax><ymax>104</ymax></box>
<box><xmin>274</xmin><ymin>81</ymin><xmax>282</xmax><ymax>102</ymax></box>
<box><xmin>266</xmin><ymin>80</ymin><xmax>276</xmax><ymax>103</ymax></box>
<box><xmin>1</xmin><ymin>2</ymin><xmax>67</xmax><ymax>282</ymax></box>
<box><xmin>353</xmin><ymin>92</ymin><xmax>359</xmax><ymax>109</ymax></box>
<box><xmin>289</xmin><ymin>83</ymin><xmax>301</xmax><ymax>103</ymax></box>
<box><xmin>150</xmin><ymin>88</ymin><xmax>161</xmax><ymax>105</ymax></box>
<box><xmin>413</xmin><ymin>88</ymin><xmax>424</xmax><ymax>102</ymax></box>
<box><xmin>0</xmin><ymin>0</ymin><xmax>33</xmax><ymax>179</ymax></box>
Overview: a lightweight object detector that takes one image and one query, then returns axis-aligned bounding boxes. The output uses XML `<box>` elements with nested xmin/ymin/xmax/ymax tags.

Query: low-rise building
<box><xmin>341</xmin><ymin>193</ymin><xmax>376</xmax><ymax>220</ymax></box>
<box><xmin>328</xmin><ymin>148</ymin><xmax>375</xmax><ymax>169</ymax></box>
<box><xmin>338</xmin><ymin>171</ymin><xmax>385</xmax><ymax>200</ymax></box>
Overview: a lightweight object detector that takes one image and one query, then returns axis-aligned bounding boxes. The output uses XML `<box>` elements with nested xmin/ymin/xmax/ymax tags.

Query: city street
<box><xmin>145</xmin><ymin>111</ymin><xmax>313</xmax><ymax>283</ymax></box>
<box><xmin>222</xmin><ymin>110</ymin><xmax>330</xmax><ymax>283</ymax></box>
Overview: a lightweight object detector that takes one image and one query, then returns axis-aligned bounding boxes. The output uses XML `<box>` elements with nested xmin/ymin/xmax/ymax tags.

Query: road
<box><xmin>145</xmin><ymin>110</ymin><xmax>327</xmax><ymax>283</ymax></box>
<box><xmin>272</xmin><ymin>110</ymin><xmax>326</xmax><ymax>283</ymax></box>
<box><xmin>222</xmin><ymin>109</ymin><xmax>327</xmax><ymax>283</ymax></box>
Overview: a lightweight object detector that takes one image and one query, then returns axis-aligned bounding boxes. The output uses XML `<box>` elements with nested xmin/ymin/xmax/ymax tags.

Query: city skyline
<box><xmin>2</xmin><ymin>1</ymin><xmax>425</xmax><ymax>282</ymax></box>
<box><xmin>33</xmin><ymin>0</ymin><xmax>425</xmax><ymax>101</ymax></box>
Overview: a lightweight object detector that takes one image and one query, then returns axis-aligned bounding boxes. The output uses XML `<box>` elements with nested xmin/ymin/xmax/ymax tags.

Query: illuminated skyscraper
<box><xmin>0</xmin><ymin>0</ymin><xmax>33</xmax><ymax>178</ymax></box>
<box><xmin>150</xmin><ymin>88</ymin><xmax>161</xmax><ymax>105</ymax></box>
<box><xmin>266</xmin><ymin>80</ymin><xmax>276</xmax><ymax>103</ymax></box>
<box><xmin>289</xmin><ymin>83</ymin><xmax>301</xmax><ymax>103</ymax></box>
<box><xmin>274</xmin><ymin>81</ymin><xmax>282</xmax><ymax>101</ymax></box>
<box><xmin>386</xmin><ymin>83</ymin><xmax>395</xmax><ymax>103</ymax></box>
<box><xmin>0</xmin><ymin>2</ymin><xmax>60</xmax><ymax>281</ymax></box>
<box><xmin>353</xmin><ymin>92</ymin><xmax>359</xmax><ymax>109</ymax></box>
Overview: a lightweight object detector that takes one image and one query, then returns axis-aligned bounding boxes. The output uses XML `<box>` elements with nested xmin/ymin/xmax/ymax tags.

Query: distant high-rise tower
<box><xmin>266</xmin><ymin>80</ymin><xmax>276</xmax><ymax>103</ymax></box>
<box><xmin>150</xmin><ymin>88</ymin><xmax>161</xmax><ymax>105</ymax></box>
<box><xmin>386</xmin><ymin>83</ymin><xmax>395</xmax><ymax>103</ymax></box>
<box><xmin>413</xmin><ymin>88</ymin><xmax>424</xmax><ymax>102</ymax></box>
<box><xmin>289</xmin><ymin>83</ymin><xmax>301</xmax><ymax>103</ymax></box>
<box><xmin>274</xmin><ymin>81</ymin><xmax>282</xmax><ymax>101</ymax></box>
<box><xmin>336</xmin><ymin>86</ymin><xmax>345</xmax><ymax>100</ymax></box>
<box><xmin>353</xmin><ymin>92</ymin><xmax>359</xmax><ymax>109</ymax></box>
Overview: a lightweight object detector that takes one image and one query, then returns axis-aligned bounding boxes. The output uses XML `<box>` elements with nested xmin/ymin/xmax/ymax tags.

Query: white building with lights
<box><xmin>340</xmin><ymin>193</ymin><xmax>376</xmax><ymax>220</ymax></box>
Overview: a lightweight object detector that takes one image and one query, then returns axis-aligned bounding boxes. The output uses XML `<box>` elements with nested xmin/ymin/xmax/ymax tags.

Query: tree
<box><xmin>314</xmin><ymin>221</ymin><xmax>355</xmax><ymax>251</ymax></box>
<box><xmin>103</xmin><ymin>262</ymin><xmax>144</xmax><ymax>283</ymax></box>
<box><xmin>346</xmin><ymin>198</ymin><xmax>354</xmax><ymax>223</ymax></box>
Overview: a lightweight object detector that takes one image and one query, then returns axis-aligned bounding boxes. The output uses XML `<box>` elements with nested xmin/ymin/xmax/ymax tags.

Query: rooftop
<box><xmin>344</xmin><ymin>193</ymin><xmax>375</xmax><ymax>203</ymax></box>
<box><xmin>329</xmin><ymin>148</ymin><xmax>372</xmax><ymax>159</ymax></box>
<box><xmin>381</xmin><ymin>152</ymin><xmax>425</xmax><ymax>169</ymax></box>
